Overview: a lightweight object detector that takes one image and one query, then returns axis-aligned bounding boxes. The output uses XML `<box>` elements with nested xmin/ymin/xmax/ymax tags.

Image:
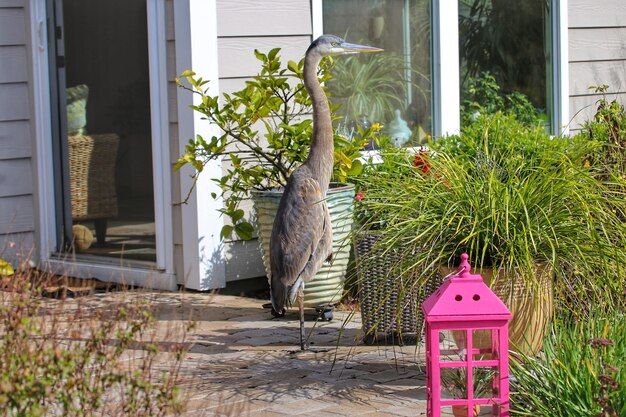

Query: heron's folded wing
<box><xmin>270</xmin><ymin>170</ymin><xmax>327</xmax><ymax>286</ymax></box>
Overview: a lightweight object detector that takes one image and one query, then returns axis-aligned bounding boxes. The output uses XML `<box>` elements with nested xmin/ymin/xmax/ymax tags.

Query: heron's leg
<box><xmin>297</xmin><ymin>285</ymin><xmax>306</xmax><ymax>350</ymax></box>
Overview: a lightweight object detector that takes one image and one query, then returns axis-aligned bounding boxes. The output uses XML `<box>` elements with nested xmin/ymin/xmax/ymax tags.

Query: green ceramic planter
<box><xmin>251</xmin><ymin>183</ymin><xmax>355</xmax><ymax>307</ymax></box>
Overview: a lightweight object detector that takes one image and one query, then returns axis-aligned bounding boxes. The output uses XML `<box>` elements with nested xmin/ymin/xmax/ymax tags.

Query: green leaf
<box><xmin>268</xmin><ymin>47</ymin><xmax>281</xmax><ymax>61</ymax></box>
<box><xmin>253</xmin><ymin>49</ymin><xmax>266</xmax><ymax>62</ymax></box>
<box><xmin>234</xmin><ymin>222</ymin><xmax>255</xmax><ymax>240</ymax></box>
<box><xmin>220</xmin><ymin>225</ymin><xmax>234</xmax><ymax>240</ymax></box>
<box><xmin>287</xmin><ymin>60</ymin><xmax>300</xmax><ymax>74</ymax></box>
<box><xmin>231</xmin><ymin>209</ymin><xmax>245</xmax><ymax>223</ymax></box>
<box><xmin>348</xmin><ymin>159</ymin><xmax>364</xmax><ymax>176</ymax></box>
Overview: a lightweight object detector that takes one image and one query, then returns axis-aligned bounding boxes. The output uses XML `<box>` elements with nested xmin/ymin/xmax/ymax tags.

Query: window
<box><xmin>323</xmin><ymin>0</ymin><xmax>432</xmax><ymax>146</ymax></box>
<box><xmin>459</xmin><ymin>0</ymin><xmax>553</xmax><ymax>128</ymax></box>
<box><xmin>45</xmin><ymin>0</ymin><xmax>172</xmax><ymax>272</ymax></box>
<box><xmin>322</xmin><ymin>0</ymin><xmax>566</xmax><ymax>137</ymax></box>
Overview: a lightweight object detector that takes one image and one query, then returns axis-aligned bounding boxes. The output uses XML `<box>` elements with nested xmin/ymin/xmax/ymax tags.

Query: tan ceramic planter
<box><xmin>440</xmin><ymin>263</ymin><xmax>554</xmax><ymax>356</ymax></box>
<box><xmin>452</xmin><ymin>404</ymin><xmax>480</xmax><ymax>417</ymax></box>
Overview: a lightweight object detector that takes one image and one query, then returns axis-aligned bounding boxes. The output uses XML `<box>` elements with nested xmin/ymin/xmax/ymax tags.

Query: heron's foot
<box><xmin>270</xmin><ymin>307</ymin><xmax>286</xmax><ymax>318</ymax></box>
<box><xmin>315</xmin><ymin>305</ymin><xmax>335</xmax><ymax>321</ymax></box>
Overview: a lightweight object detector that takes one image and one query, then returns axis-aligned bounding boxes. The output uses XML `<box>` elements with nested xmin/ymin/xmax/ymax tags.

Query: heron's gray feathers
<box><xmin>269</xmin><ymin>166</ymin><xmax>333</xmax><ymax>312</ymax></box>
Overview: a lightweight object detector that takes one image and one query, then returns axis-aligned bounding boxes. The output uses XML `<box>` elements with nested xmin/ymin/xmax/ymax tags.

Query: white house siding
<box><xmin>568</xmin><ymin>0</ymin><xmax>626</xmax><ymax>132</ymax></box>
<box><xmin>215</xmin><ymin>0</ymin><xmax>314</xmax><ymax>282</ymax></box>
<box><xmin>0</xmin><ymin>0</ymin><xmax>36</xmax><ymax>266</ymax></box>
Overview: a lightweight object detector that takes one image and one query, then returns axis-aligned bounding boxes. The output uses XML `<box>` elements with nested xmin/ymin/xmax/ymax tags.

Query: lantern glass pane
<box><xmin>472</xmin><ymin>328</ymin><xmax>500</xmax><ymax>361</ymax></box>
<box><xmin>473</xmin><ymin>366</ymin><xmax>499</xmax><ymax>399</ymax></box>
<box><xmin>440</xmin><ymin>365</ymin><xmax>471</xmax><ymax>400</ymax></box>
<box><xmin>439</xmin><ymin>330</ymin><xmax>467</xmax><ymax>361</ymax></box>
<box><xmin>440</xmin><ymin>403</ymin><xmax>494</xmax><ymax>415</ymax></box>
<box><xmin>440</xmin><ymin>405</ymin><xmax>486</xmax><ymax>416</ymax></box>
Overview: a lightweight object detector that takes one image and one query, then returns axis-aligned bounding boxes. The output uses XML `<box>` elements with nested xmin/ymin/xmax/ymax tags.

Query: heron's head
<box><xmin>307</xmin><ymin>35</ymin><xmax>383</xmax><ymax>58</ymax></box>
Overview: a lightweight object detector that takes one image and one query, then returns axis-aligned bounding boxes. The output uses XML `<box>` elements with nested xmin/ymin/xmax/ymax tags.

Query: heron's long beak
<box><xmin>339</xmin><ymin>41</ymin><xmax>384</xmax><ymax>54</ymax></box>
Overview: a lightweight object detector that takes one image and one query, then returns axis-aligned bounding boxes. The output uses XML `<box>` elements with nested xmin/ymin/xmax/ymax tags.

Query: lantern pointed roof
<box><xmin>422</xmin><ymin>254</ymin><xmax>512</xmax><ymax>321</ymax></box>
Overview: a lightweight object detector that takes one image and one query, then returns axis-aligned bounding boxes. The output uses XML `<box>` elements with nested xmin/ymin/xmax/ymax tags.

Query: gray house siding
<box><xmin>0</xmin><ymin>0</ymin><xmax>36</xmax><ymax>265</ymax></box>
<box><xmin>215</xmin><ymin>0</ymin><xmax>314</xmax><ymax>283</ymax></box>
<box><xmin>568</xmin><ymin>0</ymin><xmax>626</xmax><ymax>132</ymax></box>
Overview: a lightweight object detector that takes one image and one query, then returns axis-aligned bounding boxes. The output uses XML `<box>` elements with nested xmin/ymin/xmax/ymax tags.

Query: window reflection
<box><xmin>323</xmin><ymin>0</ymin><xmax>432</xmax><ymax>147</ymax></box>
<box><xmin>459</xmin><ymin>0</ymin><xmax>552</xmax><ymax>127</ymax></box>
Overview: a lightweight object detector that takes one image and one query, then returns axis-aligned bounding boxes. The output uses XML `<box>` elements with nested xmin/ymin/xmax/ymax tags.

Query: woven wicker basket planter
<box><xmin>354</xmin><ymin>232</ymin><xmax>441</xmax><ymax>345</ymax></box>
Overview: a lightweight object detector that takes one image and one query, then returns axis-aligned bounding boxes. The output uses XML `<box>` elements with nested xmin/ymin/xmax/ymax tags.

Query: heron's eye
<box><xmin>331</xmin><ymin>42</ymin><xmax>339</xmax><ymax>47</ymax></box>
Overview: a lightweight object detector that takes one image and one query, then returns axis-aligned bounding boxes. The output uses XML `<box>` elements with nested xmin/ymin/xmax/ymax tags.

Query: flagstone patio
<box><xmin>129</xmin><ymin>291</ymin><xmax>429</xmax><ymax>416</ymax></box>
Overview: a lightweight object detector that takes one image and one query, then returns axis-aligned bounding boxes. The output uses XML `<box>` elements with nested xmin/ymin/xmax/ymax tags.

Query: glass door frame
<box><xmin>30</xmin><ymin>0</ymin><xmax>175</xmax><ymax>287</ymax></box>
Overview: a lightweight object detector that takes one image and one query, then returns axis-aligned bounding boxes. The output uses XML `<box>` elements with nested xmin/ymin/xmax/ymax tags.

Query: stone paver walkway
<box><xmin>145</xmin><ymin>292</ymin><xmax>429</xmax><ymax>416</ymax></box>
<box><xmin>64</xmin><ymin>290</ymin><xmax>429</xmax><ymax>416</ymax></box>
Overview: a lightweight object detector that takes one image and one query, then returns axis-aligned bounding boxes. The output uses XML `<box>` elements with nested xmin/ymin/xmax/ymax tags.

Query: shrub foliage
<box><xmin>0</xmin><ymin>273</ymin><xmax>187</xmax><ymax>417</ymax></box>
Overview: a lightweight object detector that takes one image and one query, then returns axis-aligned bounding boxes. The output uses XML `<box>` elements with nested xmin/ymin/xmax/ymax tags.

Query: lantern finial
<box><xmin>458</xmin><ymin>253</ymin><xmax>471</xmax><ymax>278</ymax></box>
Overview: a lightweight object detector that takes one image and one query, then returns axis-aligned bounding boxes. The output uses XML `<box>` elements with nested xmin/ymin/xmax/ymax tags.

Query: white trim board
<box><xmin>147</xmin><ymin>0</ymin><xmax>175</xmax><ymax>273</ymax></box>
<box><xmin>173</xmin><ymin>0</ymin><xmax>226</xmax><ymax>290</ymax></box>
<box><xmin>431</xmin><ymin>0</ymin><xmax>461</xmax><ymax>137</ymax></box>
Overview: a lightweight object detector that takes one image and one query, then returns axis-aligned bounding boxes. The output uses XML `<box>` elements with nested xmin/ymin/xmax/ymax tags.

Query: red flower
<box><xmin>413</xmin><ymin>151</ymin><xmax>431</xmax><ymax>174</ymax></box>
<box><xmin>355</xmin><ymin>192</ymin><xmax>364</xmax><ymax>201</ymax></box>
<box><xmin>435</xmin><ymin>174</ymin><xmax>451</xmax><ymax>189</ymax></box>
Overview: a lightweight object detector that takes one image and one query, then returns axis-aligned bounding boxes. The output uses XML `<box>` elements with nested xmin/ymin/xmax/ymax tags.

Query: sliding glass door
<box><xmin>47</xmin><ymin>0</ymin><xmax>157</xmax><ymax>264</ymax></box>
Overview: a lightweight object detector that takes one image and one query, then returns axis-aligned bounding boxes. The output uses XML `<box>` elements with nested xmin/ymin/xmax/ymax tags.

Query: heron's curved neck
<box><xmin>303</xmin><ymin>52</ymin><xmax>333</xmax><ymax>193</ymax></box>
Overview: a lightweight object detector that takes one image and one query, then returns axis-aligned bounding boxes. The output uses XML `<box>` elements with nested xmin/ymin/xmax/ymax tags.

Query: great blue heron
<box><xmin>269</xmin><ymin>35</ymin><xmax>383</xmax><ymax>350</ymax></box>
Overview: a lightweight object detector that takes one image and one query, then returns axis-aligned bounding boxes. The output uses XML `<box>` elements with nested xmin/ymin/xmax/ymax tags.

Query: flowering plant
<box><xmin>351</xmin><ymin>141</ymin><xmax>416</xmax><ymax>229</ymax></box>
<box><xmin>413</xmin><ymin>150</ymin><xmax>431</xmax><ymax>174</ymax></box>
<box><xmin>355</xmin><ymin>113</ymin><xmax>626</xmax><ymax>311</ymax></box>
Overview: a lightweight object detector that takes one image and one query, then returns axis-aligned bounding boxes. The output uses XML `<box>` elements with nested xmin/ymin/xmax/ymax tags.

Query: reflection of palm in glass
<box><xmin>323</xmin><ymin>0</ymin><xmax>432</xmax><ymax>135</ymax></box>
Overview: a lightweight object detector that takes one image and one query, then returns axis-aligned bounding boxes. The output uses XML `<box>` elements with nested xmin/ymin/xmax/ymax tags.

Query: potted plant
<box><xmin>327</xmin><ymin>51</ymin><xmax>428</xmax><ymax>149</ymax></box>
<box><xmin>356</xmin><ymin>112</ymin><xmax>626</xmax><ymax>354</ymax></box>
<box><xmin>352</xmin><ymin>144</ymin><xmax>417</xmax><ymax>343</ymax></box>
<box><xmin>176</xmin><ymin>48</ymin><xmax>372</xmax><ymax>307</ymax></box>
<box><xmin>327</xmin><ymin>51</ymin><xmax>406</xmax><ymax>126</ymax></box>
<box><xmin>350</xmin><ymin>143</ymin><xmax>444</xmax><ymax>344</ymax></box>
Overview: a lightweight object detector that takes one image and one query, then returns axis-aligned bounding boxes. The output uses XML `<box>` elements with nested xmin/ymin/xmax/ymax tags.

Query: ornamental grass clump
<box><xmin>351</xmin><ymin>142</ymin><xmax>415</xmax><ymax>230</ymax></box>
<box><xmin>357</xmin><ymin>113</ymin><xmax>626</xmax><ymax>313</ymax></box>
<box><xmin>510</xmin><ymin>309</ymin><xmax>626</xmax><ymax>416</ymax></box>
<box><xmin>577</xmin><ymin>86</ymin><xmax>626</xmax><ymax>222</ymax></box>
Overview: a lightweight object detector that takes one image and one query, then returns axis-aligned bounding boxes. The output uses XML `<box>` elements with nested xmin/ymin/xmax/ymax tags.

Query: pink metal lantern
<box><xmin>422</xmin><ymin>254</ymin><xmax>512</xmax><ymax>417</ymax></box>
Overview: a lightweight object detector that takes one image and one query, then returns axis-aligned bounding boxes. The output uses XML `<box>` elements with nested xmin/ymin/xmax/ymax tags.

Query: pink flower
<box><xmin>355</xmin><ymin>192</ymin><xmax>364</xmax><ymax>201</ymax></box>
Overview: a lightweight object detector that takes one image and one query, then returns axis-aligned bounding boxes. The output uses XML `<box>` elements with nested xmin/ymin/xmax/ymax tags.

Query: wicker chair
<box><xmin>68</xmin><ymin>134</ymin><xmax>119</xmax><ymax>244</ymax></box>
